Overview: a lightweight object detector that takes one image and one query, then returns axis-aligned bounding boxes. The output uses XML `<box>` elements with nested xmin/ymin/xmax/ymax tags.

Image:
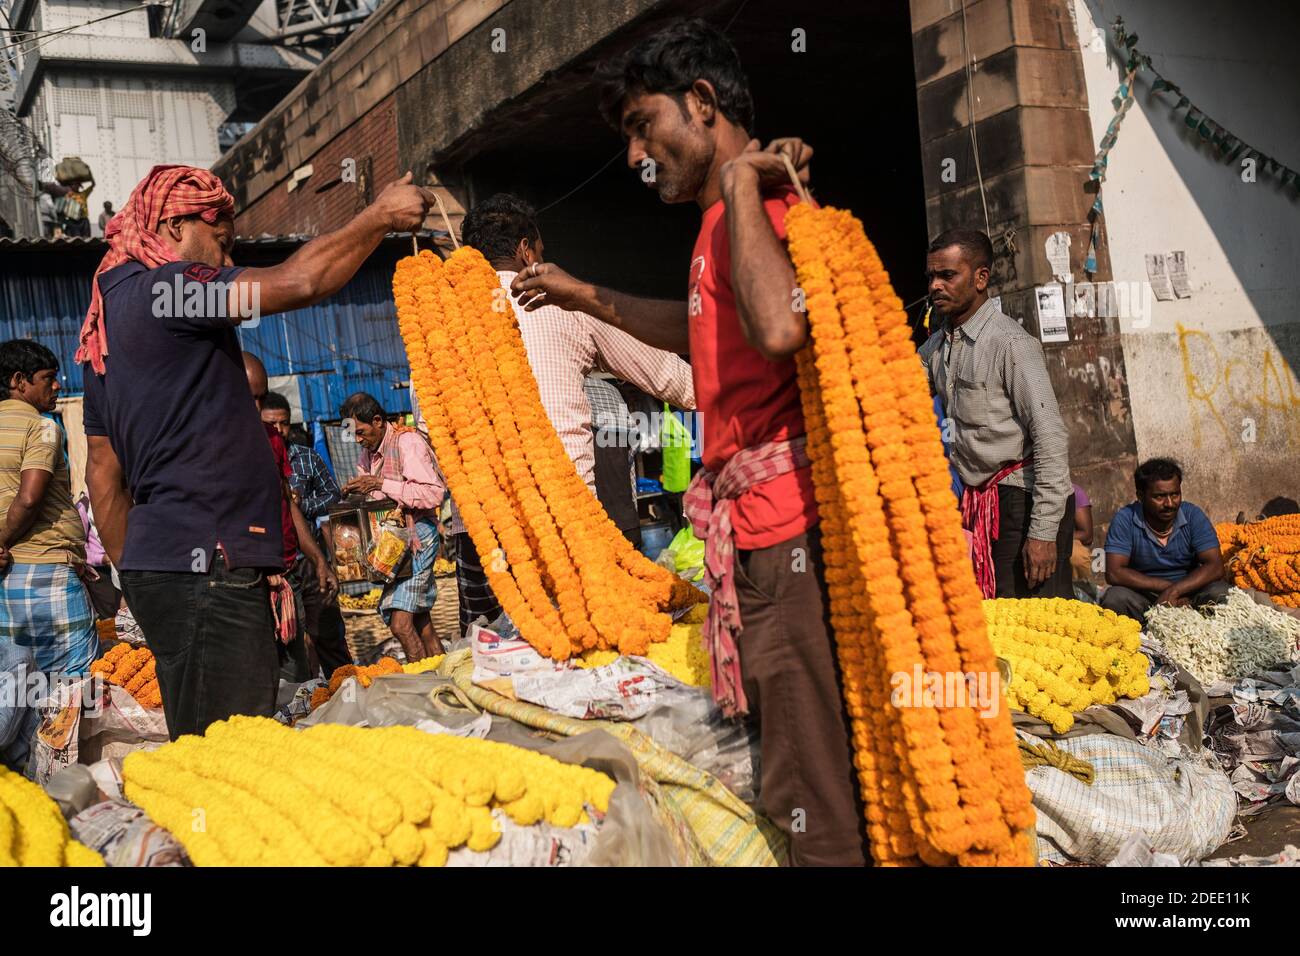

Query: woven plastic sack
<box><xmin>1023</xmin><ymin>730</ymin><xmax>1236</xmax><ymax>865</ymax></box>
<box><xmin>445</xmin><ymin>650</ymin><xmax>785</xmax><ymax>866</ymax></box>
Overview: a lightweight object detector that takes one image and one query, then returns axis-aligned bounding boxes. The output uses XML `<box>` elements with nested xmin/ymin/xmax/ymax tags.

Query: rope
<box><xmin>428</xmin><ymin>681</ymin><xmax>479</xmax><ymax>715</ymax></box>
<box><xmin>1019</xmin><ymin>738</ymin><xmax>1095</xmax><ymax>785</ymax></box>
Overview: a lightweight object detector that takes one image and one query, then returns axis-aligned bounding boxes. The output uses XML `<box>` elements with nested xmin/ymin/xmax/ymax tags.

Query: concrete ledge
<box><xmin>395</xmin><ymin>0</ymin><xmax>665</xmax><ymax>172</ymax></box>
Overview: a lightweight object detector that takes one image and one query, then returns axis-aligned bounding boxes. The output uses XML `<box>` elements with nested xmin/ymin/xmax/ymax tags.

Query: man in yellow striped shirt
<box><xmin>0</xmin><ymin>339</ymin><xmax>97</xmax><ymax>768</ymax></box>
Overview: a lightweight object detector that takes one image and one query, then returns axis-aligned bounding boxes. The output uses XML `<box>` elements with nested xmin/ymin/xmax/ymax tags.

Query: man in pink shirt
<box><xmin>340</xmin><ymin>392</ymin><xmax>446</xmax><ymax>660</ymax></box>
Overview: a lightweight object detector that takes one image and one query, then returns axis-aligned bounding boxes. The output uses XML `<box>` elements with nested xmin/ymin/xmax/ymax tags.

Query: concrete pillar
<box><xmin>910</xmin><ymin>0</ymin><xmax>1138</xmax><ymax>525</ymax></box>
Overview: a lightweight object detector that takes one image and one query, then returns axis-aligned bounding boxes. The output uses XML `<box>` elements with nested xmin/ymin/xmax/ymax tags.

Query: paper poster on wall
<box><xmin>1034</xmin><ymin>284</ymin><xmax>1070</xmax><ymax>343</ymax></box>
<box><xmin>1145</xmin><ymin>253</ymin><xmax>1175</xmax><ymax>300</ymax></box>
<box><xmin>1072</xmin><ymin>281</ymin><xmax>1096</xmax><ymax>318</ymax></box>
<box><xmin>1167</xmin><ymin>250</ymin><xmax>1193</xmax><ymax>298</ymax></box>
<box><xmin>1045</xmin><ymin>231</ymin><xmax>1073</xmax><ymax>284</ymax></box>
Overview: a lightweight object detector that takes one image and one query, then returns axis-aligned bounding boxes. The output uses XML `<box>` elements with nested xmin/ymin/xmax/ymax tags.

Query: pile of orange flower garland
<box><xmin>393</xmin><ymin>247</ymin><xmax>702</xmax><ymax>661</ymax></box>
<box><xmin>89</xmin><ymin>643</ymin><xmax>162</xmax><ymax>709</ymax></box>
<box><xmin>785</xmin><ymin>202</ymin><xmax>1034</xmax><ymax>866</ymax></box>
<box><xmin>309</xmin><ymin>656</ymin><xmax>446</xmax><ymax>710</ymax></box>
<box><xmin>1216</xmin><ymin>515</ymin><xmax>1300</xmax><ymax>608</ymax></box>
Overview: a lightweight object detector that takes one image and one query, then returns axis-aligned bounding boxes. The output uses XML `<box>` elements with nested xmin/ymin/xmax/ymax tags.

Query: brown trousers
<box><xmin>735</xmin><ymin>527</ymin><xmax>867</xmax><ymax>866</ymax></box>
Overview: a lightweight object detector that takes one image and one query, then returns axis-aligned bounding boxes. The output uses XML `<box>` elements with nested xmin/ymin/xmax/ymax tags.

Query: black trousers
<box><xmin>454</xmin><ymin>532</ymin><xmax>503</xmax><ymax>637</ymax></box>
<box><xmin>1101</xmin><ymin>579</ymin><xmax>1231</xmax><ymax>624</ymax></box>
<box><xmin>82</xmin><ymin>563</ymin><xmax>122</xmax><ymax>619</ymax></box>
<box><xmin>285</xmin><ymin>555</ymin><xmax>352</xmax><ymax>680</ymax></box>
<box><xmin>121</xmin><ymin>553</ymin><xmax>279</xmax><ymax>739</ymax></box>
<box><xmin>992</xmin><ymin>487</ymin><xmax>1075</xmax><ymax>599</ymax></box>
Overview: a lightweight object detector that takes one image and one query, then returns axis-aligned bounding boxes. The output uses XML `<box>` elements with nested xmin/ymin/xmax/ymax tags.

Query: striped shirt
<box><xmin>919</xmin><ymin>299</ymin><xmax>1072</xmax><ymax>540</ymax></box>
<box><xmin>498</xmin><ymin>269</ymin><xmax>694</xmax><ymax>490</ymax></box>
<box><xmin>286</xmin><ymin>442</ymin><xmax>341</xmax><ymax>521</ymax></box>
<box><xmin>0</xmin><ymin>399</ymin><xmax>85</xmax><ymax>564</ymax></box>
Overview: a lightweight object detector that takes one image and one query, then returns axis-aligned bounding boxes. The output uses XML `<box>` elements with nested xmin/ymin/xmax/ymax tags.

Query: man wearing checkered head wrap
<box><xmin>81</xmin><ymin>164</ymin><xmax>435</xmax><ymax>737</ymax></box>
<box><xmin>76</xmin><ymin>164</ymin><xmax>237</xmax><ymax>375</ymax></box>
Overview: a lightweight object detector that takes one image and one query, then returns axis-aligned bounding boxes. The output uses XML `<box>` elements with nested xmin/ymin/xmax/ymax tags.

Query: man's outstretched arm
<box><xmin>511</xmin><ymin>265</ymin><xmax>690</xmax><ymax>354</ymax></box>
<box><xmin>228</xmin><ymin>172</ymin><xmax>434</xmax><ymax>320</ymax></box>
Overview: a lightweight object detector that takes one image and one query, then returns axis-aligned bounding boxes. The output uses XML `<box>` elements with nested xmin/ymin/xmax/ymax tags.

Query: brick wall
<box><xmin>232</xmin><ymin>94</ymin><xmax>399</xmax><ymax>237</ymax></box>
<box><xmin>214</xmin><ymin>0</ymin><xmax>506</xmax><ymax>220</ymax></box>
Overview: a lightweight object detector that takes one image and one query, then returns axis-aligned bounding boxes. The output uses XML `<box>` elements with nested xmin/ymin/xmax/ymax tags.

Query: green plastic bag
<box><xmin>661</xmin><ymin>403</ymin><xmax>691</xmax><ymax>493</ymax></box>
<box><xmin>667</xmin><ymin>525</ymin><xmax>705</xmax><ymax>581</ymax></box>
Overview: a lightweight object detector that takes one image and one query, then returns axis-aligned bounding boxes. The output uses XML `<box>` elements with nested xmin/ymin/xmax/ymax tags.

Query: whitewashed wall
<box><xmin>1073</xmin><ymin>0</ymin><xmax>1300</xmax><ymax>519</ymax></box>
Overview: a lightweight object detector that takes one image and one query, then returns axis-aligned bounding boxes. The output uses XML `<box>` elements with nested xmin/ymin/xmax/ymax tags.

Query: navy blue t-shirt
<box><xmin>82</xmin><ymin>260</ymin><xmax>283</xmax><ymax>573</ymax></box>
<box><xmin>1104</xmin><ymin>501</ymin><xmax>1220</xmax><ymax>583</ymax></box>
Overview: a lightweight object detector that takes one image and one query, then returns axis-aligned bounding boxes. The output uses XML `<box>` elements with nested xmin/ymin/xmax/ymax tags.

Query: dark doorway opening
<box><xmin>457</xmin><ymin>0</ymin><xmax>928</xmax><ymax>311</ymax></box>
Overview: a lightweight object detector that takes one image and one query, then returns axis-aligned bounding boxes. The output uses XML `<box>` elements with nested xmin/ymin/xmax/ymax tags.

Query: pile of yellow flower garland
<box><xmin>785</xmin><ymin>202</ymin><xmax>1034</xmax><ymax>866</ymax></box>
<box><xmin>576</xmin><ymin>604</ymin><xmax>711</xmax><ymax>687</ymax></box>
<box><xmin>89</xmin><ymin>643</ymin><xmax>162</xmax><ymax>709</ymax></box>
<box><xmin>393</xmin><ymin>248</ymin><xmax>702</xmax><ymax>662</ymax></box>
<box><xmin>983</xmin><ymin>599</ymin><xmax>1150</xmax><ymax>733</ymax></box>
<box><xmin>122</xmin><ymin>716</ymin><xmax>615</xmax><ymax>866</ymax></box>
<box><xmin>1217</xmin><ymin>515</ymin><xmax>1300</xmax><ymax>607</ymax></box>
<box><xmin>0</xmin><ymin>766</ymin><xmax>104</xmax><ymax>866</ymax></box>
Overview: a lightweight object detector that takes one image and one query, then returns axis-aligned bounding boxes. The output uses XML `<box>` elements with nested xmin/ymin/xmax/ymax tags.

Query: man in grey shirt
<box><xmin>920</xmin><ymin>228</ymin><xmax>1074</xmax><ymax>598</ymax></box>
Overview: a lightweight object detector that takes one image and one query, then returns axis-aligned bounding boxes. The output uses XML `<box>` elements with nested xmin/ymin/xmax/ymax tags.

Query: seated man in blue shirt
<box><xmin>1101</xmin><ymin>457</ymin><xmax>1228</xmax><ymax>623</ymax></box>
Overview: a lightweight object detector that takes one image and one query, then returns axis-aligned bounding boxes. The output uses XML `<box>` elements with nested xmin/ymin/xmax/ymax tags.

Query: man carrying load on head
<box><xmin>81</xmin><ymin>164</ymin><xmax>433</xmax><ymax>737</ymax></box>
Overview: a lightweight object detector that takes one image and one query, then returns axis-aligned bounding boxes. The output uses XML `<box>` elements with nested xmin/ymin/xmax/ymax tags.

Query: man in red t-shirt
<box><xmin>512</xmin><ymin>18</ymin><xmax>863</xmax><ymax>866</ymax></box>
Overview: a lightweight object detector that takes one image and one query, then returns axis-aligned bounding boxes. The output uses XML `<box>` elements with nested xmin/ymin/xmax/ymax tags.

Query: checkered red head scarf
<box><xmin>76</xmin><ymin>164</ymin><xmax>236</xmax><ymax>375</ymax></box>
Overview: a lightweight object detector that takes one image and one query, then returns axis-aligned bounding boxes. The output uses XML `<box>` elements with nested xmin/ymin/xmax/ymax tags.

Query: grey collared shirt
<box><xmin>919</xmin><ymin>298</ymin><xmax>1072</xmax><ymax>541</ymax></box>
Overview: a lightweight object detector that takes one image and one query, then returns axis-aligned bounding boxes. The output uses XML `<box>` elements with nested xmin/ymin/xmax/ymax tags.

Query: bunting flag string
<box><xmin>1090</xmin><ymin>17</ymin><xmax>1300</xmax><ymax>197</ymax></box>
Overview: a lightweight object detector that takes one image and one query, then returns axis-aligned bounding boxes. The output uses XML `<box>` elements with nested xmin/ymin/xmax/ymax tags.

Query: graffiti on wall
<box><xmin>1177</xmin><ymin>323</ymin><xmax>1300</xmax><ymax>451</ymax></box>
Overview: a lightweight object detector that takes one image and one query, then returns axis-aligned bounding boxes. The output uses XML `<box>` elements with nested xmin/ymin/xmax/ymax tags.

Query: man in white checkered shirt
<box><xmin>412</xmin><ymin>194</ymin><xmax>694</xmax><ymax>635</ymax></box>
<box><xmin>920</xmin><ymin>228</ymin><xmax>1074</xmax><ymax>599</ymax></box>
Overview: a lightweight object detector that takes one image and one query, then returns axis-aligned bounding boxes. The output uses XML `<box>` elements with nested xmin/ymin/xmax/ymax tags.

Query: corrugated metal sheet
<box><xmin>0</xmin><ymin>239</ymin><xmax>414</xmax><ymax>422</ymax></box>
<box><xmin>236</xmin><ymin>248</ymin><xmax>413</xmax><ymax>420</ymax></box>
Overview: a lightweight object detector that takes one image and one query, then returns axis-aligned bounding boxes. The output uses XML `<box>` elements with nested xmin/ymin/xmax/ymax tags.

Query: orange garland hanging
<box><xmin>392</xmin><ymin>248</ymin><xmax>702</xmax><ymax>663</ymax></box>
<box><xmin>785</xmin><ymin>200</ymin><xmax>1034</xmax><ymax>867</ymax></box>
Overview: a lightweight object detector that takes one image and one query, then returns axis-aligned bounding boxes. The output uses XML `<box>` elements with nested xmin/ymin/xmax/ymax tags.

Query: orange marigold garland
<box><xmin>89</xmin><ymin>643</ymin><xmax>163</xmax><ymax>709</ymax></box>
<box><xmin>785</xmin><ymin>201</ymin><xmax>1034</xmax><ymax>867</ymax></box>
<box><xmin>392</xmin><ymin>248</ymin><xmax>702</xmax><ymax>663</ymax></box>
<box><xmin>1217</xmin><ymin>515</ymin><xmax>1300</xmax><ymax>607</ymax></box>
<box><xmin>396</xmin><ymin>253</ymin><xmax>561</xmax><ymax>655</ymax></box>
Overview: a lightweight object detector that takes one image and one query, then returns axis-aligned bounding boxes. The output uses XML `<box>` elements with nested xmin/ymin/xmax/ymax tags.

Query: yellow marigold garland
<box><xmin>575</xmin><ymin>605</ymin><xmax>712</xmax><ymax>686</ymax></box>
<box><xmin>0</xmin><ymin>766</ymin><xmax>105</xmax><ymax>866</ymax></box>
<box><xmin>122</xmin><ymin>716</ymin><xmax>615</xmax><ymax>866</ymax></box>
<box><xmin>393</xmin><ymin>249</ymin><xmax>701</xmax><ymax>663</ymax></box>
<box><xmin>785</xmin><ymin>201</ymin><xmax>1034</xmax><ymax>866</ymax></box>
<box><xmin>983</xmin><ymin>598</ymin><xmax>1150</xmax><ymax>733</ymax></box>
